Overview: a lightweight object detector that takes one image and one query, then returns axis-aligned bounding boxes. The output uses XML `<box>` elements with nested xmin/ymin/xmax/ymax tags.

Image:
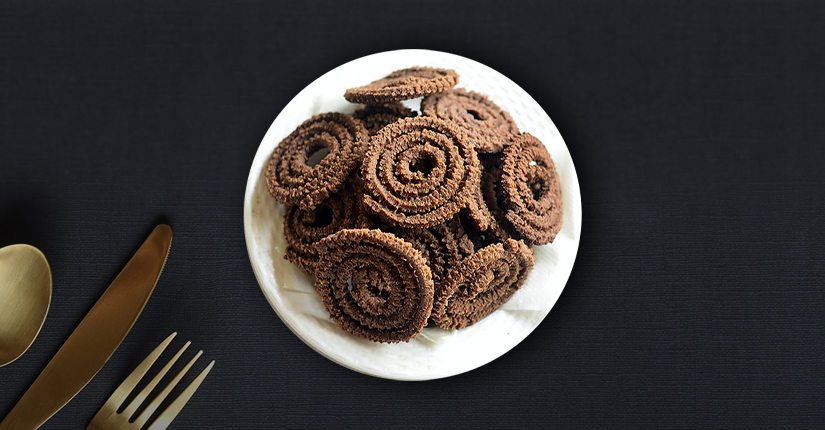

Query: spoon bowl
<box><xmin>0</xmin><ymin>244</ymin><xmax>52</xmax><ymax>367</ymax></box>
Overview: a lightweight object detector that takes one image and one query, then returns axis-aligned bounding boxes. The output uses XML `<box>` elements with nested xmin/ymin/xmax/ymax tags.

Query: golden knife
<box><xmin>0</xmin><ymin>224</ymin><xmax>173</xmax><ymax>430</ymax></box>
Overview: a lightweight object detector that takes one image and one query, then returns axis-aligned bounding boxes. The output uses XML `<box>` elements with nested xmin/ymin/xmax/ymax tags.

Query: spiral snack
<box><xmin>314</xmin><ymin>229</ymin><xmax>434</xmax><ymax>343</ymax></box>
<box><xmin>283</xmin><ymin>191</ymin><xmax>361</xmax><ymax>274</ymax></box>
<box><xmin>431</xmin><ymin>239</ymin><xmax>534</xmax><ymax>330</ymax></box>
<box><xmin>500</xmin><ymin>133</ymin><xmax>563</xmax><ymax>245</ymax></box>
<box><xmin>361</xmin><ymin>117</ymin><xmax>481</xmax><ymax>228</ymax></box>
<box><xmin>344</xmin><ymin>67</ymin><xmax>459</xmax><ymax>104</ymax></box>
<box><xmin>422</xmin><ymin>89</ymin><xmax>519</xmax><ymax>153</ymax></box>
<box><xmin>266</xmin><ymin>113</ymin><xmax>368</xmax><ymax>210</ymax></box>
<box><xmin>353</xmin><ymin>103</ymin><xmax>417</xmax><ymax>135</ymax></box>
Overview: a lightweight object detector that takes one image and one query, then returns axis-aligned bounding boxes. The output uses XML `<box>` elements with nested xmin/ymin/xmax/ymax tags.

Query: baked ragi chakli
<box><xmin>361</xmin><ymin>116</ymin><xmax>481</xmax><ymax>229</ymax></box>
<box><xmin>500</xmin><ymin>133</ymin><xmax>564</xmax><ymax>245</ymax></box>
<box><xmin>314</xmin><ymin>229</ymin><xmax>434</xmax><ymax>344</ymax></box>
<box><xmin>265</xmin><ymin>66</ymin><xmax>563</xmax><ymax>343</ymax></box>
<box><xmin>266</xmin><ymin>112</ymin><xmax>368</xmax><ymax>210</ymax></box>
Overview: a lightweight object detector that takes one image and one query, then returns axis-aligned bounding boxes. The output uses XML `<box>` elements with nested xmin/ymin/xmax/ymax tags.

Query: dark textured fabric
<box><xmin>1</xmin><ymin>1</ymin><xmax>824</xmax><ymax>428</ymax></box>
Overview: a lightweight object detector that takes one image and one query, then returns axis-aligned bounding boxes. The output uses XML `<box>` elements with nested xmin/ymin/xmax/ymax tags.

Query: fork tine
<box><xmin>121</xmin><ymin>340</ymin><xmax>191</xmax><ymax>419</ymax></box>
<box><xmin>132</xmin><ymin>349</ymin><xmax>202</xmax><ymax>428</ymax></box>
<box><xmin>98</xmin><ymin>332</ymin><xmax>177</xmax><ymax>414</ymax></box>
<box><xmin>145</xmin><ymin>360</ymin><xmax>215</xmax><ymax>430</ymax></box>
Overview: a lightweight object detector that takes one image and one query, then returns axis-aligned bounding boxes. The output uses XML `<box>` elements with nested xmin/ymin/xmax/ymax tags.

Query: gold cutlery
<box><xmin>0</xmin><ymin>225</ymin><xmax>173</xmax><ymax>430</ymax></box>
<box><xmin>0</xmin><ymin>244</ymin><xmax>52</xmax><ymax>367</ymax></box>
<box><xmin>87</xmin><ymin>332</ymin><xmax>214</xmax><ymax>430</ymax></box>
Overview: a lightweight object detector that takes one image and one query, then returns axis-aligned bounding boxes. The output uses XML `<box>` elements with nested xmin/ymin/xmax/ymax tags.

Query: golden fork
<box><xmin>87</xmin><ymin>333</ymin><xmax>214</xmax><ymax>430</ymax></box>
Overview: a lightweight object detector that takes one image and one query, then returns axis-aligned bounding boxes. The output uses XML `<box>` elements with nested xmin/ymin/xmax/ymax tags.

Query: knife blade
<box><xmin>0</xmin><ymin>224</ymin><xmax>173</xmax><ymax>430</ymax></box>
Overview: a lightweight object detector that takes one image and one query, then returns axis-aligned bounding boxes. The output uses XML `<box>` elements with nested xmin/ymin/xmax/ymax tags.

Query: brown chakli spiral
<box><xmin>431</xmin><ymin>239</ymin><xmax>534</xmax><ymax>330</ymax></box>
<box><xmin>500</xmin><ymin>133</ymin><xmax>563</xmax><ymax>245</ymax></box>
<box><xmin>344</xmin><ymin>67</ymin><xmax>459</xmax><ymax>105</ymax></box>
<box><xmin>266</xmin><ymin>112</ymin><xmax>368</xmax><ymax>210</ymax></box>
<box><xmin>314</xmin><ymin>229</ymin><xmax>434</xmax><ymax>343</ymax></box>
<box><xmin>361</xmin><ymin>116</ymin><xmax>481</xmax><ymax>229</ymax></box>
<box><xmin>422</xmin><ymin>88</ymin><xmax>519</xmax><ymax>153</ymax></box>
<box><xmin>283</xmin><ymin>190</ymin><xmax>361</xmax><ymax>274</ymax></box>
<box><xmin>353</xmin><ymin>103</ymin><xmax>417</xmax><ymax>135</ymax></box>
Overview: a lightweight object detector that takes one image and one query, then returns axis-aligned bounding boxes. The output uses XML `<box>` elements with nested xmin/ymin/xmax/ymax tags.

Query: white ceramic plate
<box><xmin>244</xmin><ymin>49</ymin><xmax>582</xmax><ymax>380</ymax></box>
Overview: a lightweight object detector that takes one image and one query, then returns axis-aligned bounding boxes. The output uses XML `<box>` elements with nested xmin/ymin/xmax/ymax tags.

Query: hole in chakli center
<box><xmin>529</xmin><ymin>176</ymin><xmax>545</xmax><ymax>201</ymax></box>
<box><xmin>310</xmin><ymin>205</ymin><xmax>334</xmax><ymax>228</ymax></box>
<box><xmin>305</xmin><ymin>145</ymin><xmax>330</xmax><ymax>167</ymax></box>
<box><xmin>367</xmin><ymin>282</ymin><xmax>388</xmax><ymax>300</ymax></box>
<box><xmin>351</xmin><ymin>269</ymin><xmax>390</xmax><ymax>300</ymax></box>
<box><xmin>410</xmin><ymin>155</ymin><xmax>435</xmax><ymax>177</ymax></box>
<box><xmin>467</xmin><ymin>109</ymin><xmax>483</xmax><ymax>121</ymax></box>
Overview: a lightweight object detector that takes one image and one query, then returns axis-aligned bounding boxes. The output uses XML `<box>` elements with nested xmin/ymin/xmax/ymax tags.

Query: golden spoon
<box><xmin>0</xmin><ymin>244</ymin><xmax>52</xmax><ymax>367</ymax></box>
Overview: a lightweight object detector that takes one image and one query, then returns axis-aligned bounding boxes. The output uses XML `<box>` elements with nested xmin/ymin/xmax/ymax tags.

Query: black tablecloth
<box><xmin>2</xmin><ymin>1</ymin><xmax>824</xmax><ymax>428</ymax></box>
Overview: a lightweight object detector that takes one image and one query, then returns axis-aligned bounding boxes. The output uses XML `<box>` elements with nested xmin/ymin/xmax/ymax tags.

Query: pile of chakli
<box><xmin>266</xmin><ymin>67</ymin><xmax>563</xmax><ymax>343</ymax></box>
